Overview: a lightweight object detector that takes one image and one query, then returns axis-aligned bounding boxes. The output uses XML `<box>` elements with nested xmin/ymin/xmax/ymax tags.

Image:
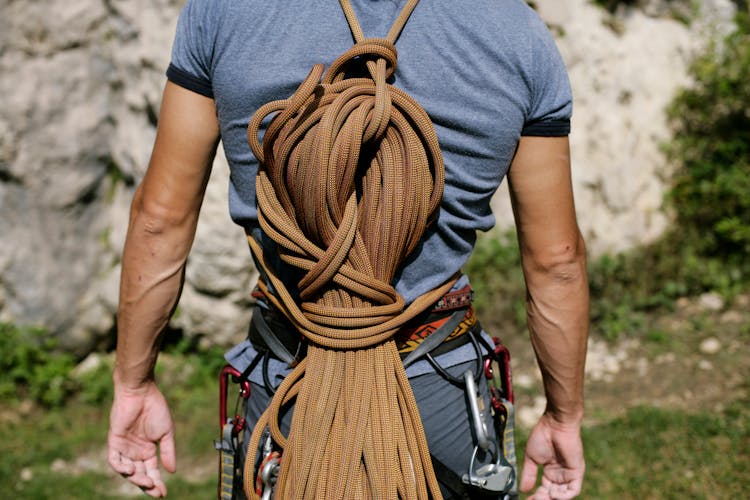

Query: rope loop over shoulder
<box><xmin>324</xmin><ymin>38</ymin><xmax>398</xmax><ymax>83</ymax></box>
<box><xmin>243</xmin><ymin>1</ymin><xmax>450</xmax><ymax>498</ymax></box>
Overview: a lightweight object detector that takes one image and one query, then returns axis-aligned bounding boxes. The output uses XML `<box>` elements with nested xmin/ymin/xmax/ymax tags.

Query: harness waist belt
<box><xmin>248</xmin><ymin>287</ymin><xmax>476</xmax><ymax>364</ymax></box>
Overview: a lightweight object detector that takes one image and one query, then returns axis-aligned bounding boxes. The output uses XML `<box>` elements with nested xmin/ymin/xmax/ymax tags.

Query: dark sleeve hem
<box><xmin>166</xmin><ymin>63</ymin><xmax>213</xmax><ymax>98</ymax></box>
<box><xmin>521</xmin><ymin>119</ymin><xmax>570</xmax><ymax>137</ymax></box>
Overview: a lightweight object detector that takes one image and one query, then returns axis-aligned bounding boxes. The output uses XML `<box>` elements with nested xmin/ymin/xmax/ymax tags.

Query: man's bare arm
<box><xmin>115</xmin><ymin>81</ymin><xmax>220</xmax><ymax>389</ymax></box>
<box><xmin>508</xmin><ymin>136</ymin><xmax>589</xmax><ymax>499</ymax></box>
<box><xmin>108</xmin><ymin>82</ymin><xmax>220</xmax><ymax>497</ymax></box>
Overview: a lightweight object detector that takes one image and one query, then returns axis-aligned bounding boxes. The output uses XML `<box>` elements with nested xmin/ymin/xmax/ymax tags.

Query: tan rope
<box><xmin>243</xmin><ymin>1</ymin><xmax>452</xmax><ymax>497</ymax></box>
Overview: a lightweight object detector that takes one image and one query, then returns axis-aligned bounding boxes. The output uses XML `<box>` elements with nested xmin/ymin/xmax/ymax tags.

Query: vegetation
<box><xmin>0</xmin><ymin>323</ymin><xmax>79</xmax><ymax>407</ymax></box>
<box><xmin>666</xmin><ymin>11</ymin><xmax>750</xmax><ymax>273</ymax></box>
<box><xmin>463</xmin><ymin>230</ymin><xmax>526</xmax><ymax>326</ymax></box>
<box><xmin>581</xmin><ymin>399</ymin><xmax>750</xmax><ymax>498</ymax></box>
<box><xmin>0</xmin><ymin>352</ymin><xmax>218</xmax><ymax>499</ymax></box>
<box><xmin>590</xmin><ymin>10</ymin><xmax>750</xmax><ymax>338</ymax></box>
<box><xmin>0</xmin><ymin>330</ymin><xmax>223</xmax><ymax>498</ymax></box>
<box><xmin>2</xmin><ymin>345</ymin><xmax>747</xmax><ymax>498</ymax></box>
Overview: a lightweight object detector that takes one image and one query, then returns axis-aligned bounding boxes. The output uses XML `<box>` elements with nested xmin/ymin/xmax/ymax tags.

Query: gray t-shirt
<box><xmin>168</xmin><ymin>0</ymin><xmax>572</xmax><ymax>304</ymax></box>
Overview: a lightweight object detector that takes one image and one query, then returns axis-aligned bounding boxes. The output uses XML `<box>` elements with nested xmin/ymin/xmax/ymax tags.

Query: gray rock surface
<box><xmin>492</xmin><ymin>0</ymin><xmax>737</xmax><ymax>255</ymax></box>
<box><xmin>0</xmin><ymin>0</ymin><xmax>737</xmax><ymax>353</ymax></box>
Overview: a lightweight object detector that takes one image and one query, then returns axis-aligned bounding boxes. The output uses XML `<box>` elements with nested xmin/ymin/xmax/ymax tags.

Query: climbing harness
<box><xmin>216</xmin><ymin>299</ymin><xmax>520</xmax><ymax>499</ymax></box>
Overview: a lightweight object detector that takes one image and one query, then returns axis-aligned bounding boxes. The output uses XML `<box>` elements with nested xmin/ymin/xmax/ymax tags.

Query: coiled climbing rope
<box><xmin>244</xmin><ymin>1</ymin><xmax>453</xmax><ymax>497</ymax></box>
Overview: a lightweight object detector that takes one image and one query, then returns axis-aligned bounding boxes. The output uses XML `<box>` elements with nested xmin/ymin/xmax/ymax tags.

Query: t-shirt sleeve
<box><xmin>521</xmin><ymin>13</ymin><xmax>573</xmax><ymax>137</ymax></box>
<box><xmin>166</xmin><ymin>0</ymin><xmax>217</xmax><ymax>98</ymax></box>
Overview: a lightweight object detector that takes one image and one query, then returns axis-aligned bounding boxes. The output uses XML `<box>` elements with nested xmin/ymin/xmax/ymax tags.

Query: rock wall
<box><xmin>0</xmin><ymin>0</ymin><xmax>736</xmax><ymax>353</ymax></box>
<box><xmin>0</xmin><ymin>0</ymin><xmax>255</xmax><ymax>354</ymax></box>
<box><xmin>491</xmin><ymin>0</ymin><xmax>737</xmax><ymax>254</ymax></box>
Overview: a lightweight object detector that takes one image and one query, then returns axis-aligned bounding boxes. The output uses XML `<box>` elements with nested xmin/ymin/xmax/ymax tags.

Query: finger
<box><xmin>519</xmin><ymin>453</ymin><xmax>539</xmax><ymax>492</ymax></box>
<box><xmin>129</xmin><ymin>472</ymin><xmax>155</xmax><ymax>490</ymax></box>
<box><xmin>145</xmin><ymin>456</ymin><xmax>167</xmax><ymax>497</ymax></box>
<box><xmin>548</xmin><ymin>477</ymin><xmax>583</xmax><ymax>500</ymax></box>
<box><xmin>528</xmin><ymin>484</ymin><xmax>551</xmax><ymax>500</ymax></box>
<box><xmin>127</xmin><ymin>460</ymin><xmax>156</xmax><ymax>490</ymax></box>
<box><xmin>141</xmin><ymin>484</ymin><xmax>166</xmax><ymax>498</ymax></box>
<box><xmin>108</xmin><ymin>448</ymin><xmax>135</xmax><ymax>476</ymax></box>
<box><xmin>159</xmin><ymin>430</ymin><xmax>177</xmax><ymax>473</ymax></box>
<box><xmin>147</xmin><ymin>467</ymin><xmax>168</xmax><ymax>497</ymax></box>
<box><xmin>567</xmin><ymin>476</ymin><xmax>583</xmax><ymax>497</ymax></box>
<box><xmin>540</xmin><ymin>473</ymin><xmax>582</xmax><ymax>500</ymax></box>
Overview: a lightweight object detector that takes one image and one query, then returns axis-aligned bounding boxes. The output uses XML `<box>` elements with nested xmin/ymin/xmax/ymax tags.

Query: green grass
<box><xmin>2</xmin><ymin>346</ymin><xmax>748</xmax><ymax>499</ymax></box>
<box><xmin>0</xmin><ymin>343</ymin><xmax>222</xmax><ymax>499</ymax></box>
<box><xmin>579</xmin><ymin>402</ymin><xmax>750</xmax><ymax>499</ymax></box>
<box><xmin>510</xmin><ymin>398</ymin><xmax>750</xmax><ymax>499</ymax></box>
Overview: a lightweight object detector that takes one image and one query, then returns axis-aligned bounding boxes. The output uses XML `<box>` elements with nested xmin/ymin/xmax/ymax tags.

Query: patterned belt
<box><xmin>431</xmin><ymin>285</ymin><xmax>474</xmax><ymax>313</ymax></box>
<box><xmin>395</xmin><ymin>305</ymin><xmax>476</xmax><ymax>354</ymax></box>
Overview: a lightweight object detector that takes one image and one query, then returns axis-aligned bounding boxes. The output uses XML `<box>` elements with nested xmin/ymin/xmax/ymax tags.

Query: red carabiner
<box><xmin>219</xmin><ymin>364</ymin><xmax>251</xmax><ymax>432</ymax></box>
<box><xmin>483</xmin><ymin>337</ymin><xmax>514</xmax><ymax>404</ymax></box>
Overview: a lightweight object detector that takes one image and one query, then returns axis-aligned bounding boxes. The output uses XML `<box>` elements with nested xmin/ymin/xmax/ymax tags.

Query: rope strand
<box><xmin>244</xmin><ymin>1</ymin><xmax>450</xmax><ymax>497</ymax></box>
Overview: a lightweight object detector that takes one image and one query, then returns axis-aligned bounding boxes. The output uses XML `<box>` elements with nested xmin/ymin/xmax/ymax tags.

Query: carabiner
<box><xmin>464</xmin><ymin>369</ymin><xmax>490</xmax><ymax>451</ymax></box>
<box><xmin>219</xmin><ymin>365</ymin><xmax>251</xmax><ymax>432</ymax></box>
<box><xmin>462</xmin><ymin>439</ymin><xmax>515</xmax><ymax>494</ymax></box>
<box><xmin>258</xmin><ymin>452</ymin><xmax>280</xmax><ymax>500</ymax></box>
<box><xmin>482</xmin><ymin>337</ymin><xmax>514</xmax><ymax>404</ymax></box>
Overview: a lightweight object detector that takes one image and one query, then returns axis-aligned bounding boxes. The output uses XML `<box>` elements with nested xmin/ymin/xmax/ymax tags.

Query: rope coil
<box><xmin>244</xmin><ymin>1</ymin><xmax>451</xmax><ymax>497</ymax></box>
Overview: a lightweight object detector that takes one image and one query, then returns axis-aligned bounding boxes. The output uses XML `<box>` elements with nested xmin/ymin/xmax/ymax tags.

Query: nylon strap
<box><xmin>243</xmin><ymin>0</ymin><xmax>450</xmax><ymax>497</ymax></box>
<box><xmin>401</xmin><ymin>310</ymin><xmax>467</xmax><ymax>368</ymax></box>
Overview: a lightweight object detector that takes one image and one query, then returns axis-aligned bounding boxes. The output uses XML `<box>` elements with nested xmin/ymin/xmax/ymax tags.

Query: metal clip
<box><xmin>219</xmin><ymin>365</ymin><xmax>251</xmax><ymax>432</ymax></box>
<box><xmin>259</xmin><ymin>454</ymin><xmax>280</xmax><ymax>500</ymax></box>
<box><xmin>464</xmin><ymin>369</ymin><xmax>490</xmax><ymax>450</ymax></box>
<box><xmin>483</xmin><ymin>339</ymin><xmax>514</xmax><ymax>404</ymax></box>
<box><xmin>217</xmin><ymin>365</ymin><xmax>251</xmax><ymax>500</ymax></box>
<box><xmin>462</xmin><ymin>367</ymin><xmax>516</xmax><ymax>495</ymax></box>
<box><xmin>462</xmin><ymin>440</ymin><xmax>515</xmax><ymax>494</ymax></box>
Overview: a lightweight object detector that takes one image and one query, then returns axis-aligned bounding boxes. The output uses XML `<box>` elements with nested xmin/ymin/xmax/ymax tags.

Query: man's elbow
<box><xmin>128</xmin><ymin>185</ymin><xmax>193</xmax><ymax>236</ymax></box>
<box><xmin>524</xmin><ymin>232</ymin><xmax>587</xmax><ymax>285</ymax></box>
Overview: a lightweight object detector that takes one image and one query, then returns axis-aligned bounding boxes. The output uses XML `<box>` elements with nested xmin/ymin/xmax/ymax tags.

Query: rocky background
<box><xmin>0</xmin><ymin>0</ymin><xmax>738</xmax><ymax>355</ymax></box>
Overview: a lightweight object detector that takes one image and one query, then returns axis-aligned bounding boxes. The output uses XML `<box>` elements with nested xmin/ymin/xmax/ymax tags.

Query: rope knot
<box><xmin>321</xmin><ymin>37</ymin><xmax>398</xmax><ymax>143</ymax></box>
<box><xmin>324</xmin><ymin>38</ymin><xmax>398</xmax><ymax>84</ymax></box>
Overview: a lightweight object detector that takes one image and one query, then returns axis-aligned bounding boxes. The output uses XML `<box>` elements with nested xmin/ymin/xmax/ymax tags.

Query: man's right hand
<box><xmin>519</xmin><ymin>413</ymin><xmax>585</xmax><ymax>499</ymax></box>
<box><xmin>108</xmin><ymin>381</ymin><xmax>176</xmax><ymax>498</ymax></box>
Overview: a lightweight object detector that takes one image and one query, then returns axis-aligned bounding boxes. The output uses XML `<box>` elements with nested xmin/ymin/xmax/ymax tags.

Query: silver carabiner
<box><xmin>462</xmin><ymin>440</ymin><xmax>515</xmax><ymax>494</ymax></box>
<box><xmin>462</xmin><ymin>369</ymin><xmax>515</xmax><ymax>494</ymax></box>
<box><xmin>259</xmin><ymin>454</ymin><xmax>280</xmax><ymax>500</ymax></box>
<box><xmin>464</xmin><ymin>369</ymin><xmax>490</xmax><ymax>450</ymax></box>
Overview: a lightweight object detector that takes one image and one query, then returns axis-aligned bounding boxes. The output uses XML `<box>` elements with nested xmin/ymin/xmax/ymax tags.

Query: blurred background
<box><xmin>1</xmin><ymin>0</ymin><xmax>748</xmax><ymax>497</ymax></box>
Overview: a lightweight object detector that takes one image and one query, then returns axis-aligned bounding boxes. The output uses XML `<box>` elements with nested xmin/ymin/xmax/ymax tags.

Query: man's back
<box><xmin>169</xmin><ymin>0</ymin><xmax>572</xmax><ymax>301</ymax></box>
